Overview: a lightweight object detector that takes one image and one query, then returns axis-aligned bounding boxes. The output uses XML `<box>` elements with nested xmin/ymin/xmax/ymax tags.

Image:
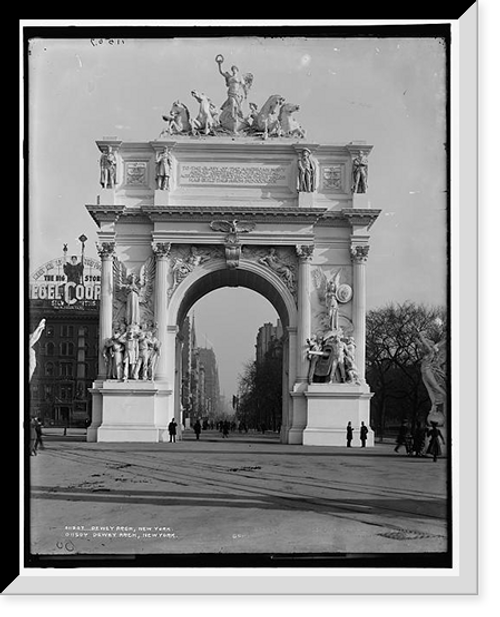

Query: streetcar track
<box><xmin>43</xmin><ymin>444</ymin><xmax>446</xmax><ymax>502</ymax></box>
<box><xmin>33</xmin><ymin>446</ymin><xmax>448</xmax><ymax>534</ymax></box>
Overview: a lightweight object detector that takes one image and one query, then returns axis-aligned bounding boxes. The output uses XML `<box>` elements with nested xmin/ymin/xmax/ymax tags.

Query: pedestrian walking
<box><xmin>360</xmin><ymin>421</ymin><xmax>368</xmax><ymax>447</ymax></box>
<box><xmin>29</xmin><ymin>417</ymin><xmax>37</xmax><ymax>456</ymax></box>
<box><xmin>193</xmin><ymin>419</ymin><xmax>201</xmax><ymax>441</ymax></box>
<box><xmin>346</xmin><ymin>421</ymin><xmax>353</xmax><ymax>447</ymax></box>
<box><xmin>222</xmin><ymin>420</ymin><xmax>230</xmax><ymax>438</ymax></box>
<box><xmin>412</xmin><ymin>421</ymin><xmax>426</xmax><ymax>457</ymax></box>
<box><xmin>168</xmin><ymin>418</ymin><xmax>178</xmax><ymax>443</ymax></box>
<box><xmin>394</xmin><ymin>420</ymin><xmax>410</xmax><ymax>454</ymax></box>
<box><xmin>426</xmin><ymin>421</ymin><xmax>445</xmax><ymax>462</ymax></box>
<box><xmin>34</xmin><ymin>417</ymin><xmax>44</xmax><ymax>451</ymax></box>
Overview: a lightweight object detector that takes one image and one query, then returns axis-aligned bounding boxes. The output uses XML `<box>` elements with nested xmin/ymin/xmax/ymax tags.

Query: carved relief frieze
<box><xmin>168</xmin><ymin>245</ymin><xmax>224</xmax><ymax>297</ymax></box>
<box><xmin>242</xmin><ymin>245</ymin><xmax>298</xmax><ymax>301</ymax></box>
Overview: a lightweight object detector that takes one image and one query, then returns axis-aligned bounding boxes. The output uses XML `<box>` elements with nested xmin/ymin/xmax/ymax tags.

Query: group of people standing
<box><xmin>394</xmin><ymin>419</ymin><xmax>445</xmax><ymax>461</ymax></box>
<box><xmin>346</xmin><ymin>421</ymin><xmax>369</xmax><ymax>448</ymax></box>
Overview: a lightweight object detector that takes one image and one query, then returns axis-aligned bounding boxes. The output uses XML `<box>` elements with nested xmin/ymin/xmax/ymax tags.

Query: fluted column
<box><xmin>96</xmin><ymin>242</ymin><xmax>115</xmax><ymax>379</ymax></box>
<box><xmin>295</xmin><ymin>244</ymin><xmax>314</xmax><ymax>383</ymax></box>
<box><xmin>350</xmin><ymin>244</ymin><xmax>370</xmax><ymax>383</ymax></box>
<box><xmin>152</xmin><ymin>242</ymin><xmax>172</xmax><ymax>381</ymax></box>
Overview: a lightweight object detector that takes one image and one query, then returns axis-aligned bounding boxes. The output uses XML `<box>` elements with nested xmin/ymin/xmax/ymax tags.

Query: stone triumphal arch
<box><xmin>87</xmin><ymin>64</ymin><xmax>380</xmax><ymax>446</ymax></box>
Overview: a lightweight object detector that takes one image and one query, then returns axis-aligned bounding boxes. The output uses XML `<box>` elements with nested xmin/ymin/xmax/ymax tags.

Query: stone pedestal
<box><xmin>303</xmin><ymin>384</ymin><xmax>373</xmax><ymax>447</ymax></box>
<box><xmin>298</xmin><ymin>192</ymin><xmax>315</xmax><ymax>208</ymax></box>
<box><xmin>154</xmin><ymin>190</ymin><xmax>170</xmax><ymax>206</ymax></box>
<box><xmin>352</xmin><ymin>193</ymin><xmax>371</xmax><ymax>209</ymax></box>
<box><xmin>87</xmin><ymin>380</ymin><xmax>173</xmax><ymax>442</ymax></box>
<box><xmin>99</xmin><ymin>189</ymin><xmax>116</xmax><ymax>205</ymax></box>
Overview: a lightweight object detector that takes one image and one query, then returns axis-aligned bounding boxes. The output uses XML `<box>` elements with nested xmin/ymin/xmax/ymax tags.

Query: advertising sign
<box><xmin>30</xmin><ymin>253</ymin><xmax>101</xmax><ymax>310</ymax></box>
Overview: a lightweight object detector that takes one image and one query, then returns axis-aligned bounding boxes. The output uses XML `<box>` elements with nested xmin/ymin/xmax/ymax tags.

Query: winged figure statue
<box><xmin>113</xmin><ymin>256</ymin><xmax>156</xmax><ymax>327</ymax></box>
<box><xmin>312</xmin><ymin>267</ymin><xmax>343</xmax><ymax>333</ymax></box>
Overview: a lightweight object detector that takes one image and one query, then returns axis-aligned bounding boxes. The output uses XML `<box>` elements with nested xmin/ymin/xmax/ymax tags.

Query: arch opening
<box><xmin>170</xmin><ymin>264</ymin><xmax>295</xmax><ymax>442</ymax></box>
<box><xmin>175</xmin><ymin>267</ymin><xmax>293</xmax><ymax>331</ymax></box>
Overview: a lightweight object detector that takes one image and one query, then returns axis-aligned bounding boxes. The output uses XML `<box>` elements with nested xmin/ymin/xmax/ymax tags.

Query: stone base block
<box><xmin>303</xmin><ymin>383</ymin><xmax>374</xmax><ymax>447</ymax></box>
<box><xmin>351</xmin><ymin>192</ymin><xmax>371</xmax><ymax>209</ymax></box>
<box><xmin>298</xmin><ymin>192</ymin><xmax>315</xmax><ymax>208</ymax></box>
<box><xmin>99</xmin><ymin>188</ymin><xmax>116</xmax><ymax>205</ymax></box>
<box><xmin>154</xmin><ymin>190</ymin><xmax>170</xmax><ymax>206</ymax></box>
<box><xmin>88</xmin><ymin>380</ymin><xmax>173</xmax><ymax>443</ymax></box>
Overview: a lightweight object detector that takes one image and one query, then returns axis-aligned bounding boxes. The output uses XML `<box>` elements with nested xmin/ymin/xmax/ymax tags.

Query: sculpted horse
<box><xmin>190</xmin><ymin>90</ymin><xmax>218</xmax><ymax>135</ymax></box>
<box><xmin>248</xmin><ymin>94</ymin><xmax>285</xmax><ymax>139</ymax></box>
<box><xmin>278</xmin><ymin>103</ymin><xmax>306</xmax><ymax>138</ymax></box>
<box><xmin>160</xmin><ymin>101</ymin><xmax>191</xmax><ymax>135</ymax></box>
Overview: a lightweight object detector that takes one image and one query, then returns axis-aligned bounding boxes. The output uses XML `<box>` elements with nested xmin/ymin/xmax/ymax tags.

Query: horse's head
<box><xmin>280</xmin><ymin>103</ymin><xmax>300</xmax><ymax>115</ymax></box>
<box><xmin>170</xmin><ymin>100</ymin><xmax>187</xmax><ymax>116</ymax></box>
<box><xmin>261</xmin><ymin>94</ymin><xmax>285</xmax><ymax>114</ymax></box>
<box><xmin>191</xmin><ymin>90</ymin><xmax>204</xmax><ymax>102</ymax></box>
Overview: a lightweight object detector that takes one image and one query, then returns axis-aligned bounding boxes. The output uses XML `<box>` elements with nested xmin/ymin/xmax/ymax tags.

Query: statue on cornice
<box><xmin>351</xmin><ymin>150</ymin><xmax>369</xmax><ymax>193</ymax></box>
<box><xmin>155</xmin><ymin>147</ymin><xmax>172</xmax><ymax>190</ymax></box>
<box><xmin>297</xmin><ymin>148</ymin><xmax>318</xmax><ymax>193</ymax></box>
<box><xmin>99</xmin><ymin>145</ymin><xmax>117</xmax><ymax>189</ymax></box>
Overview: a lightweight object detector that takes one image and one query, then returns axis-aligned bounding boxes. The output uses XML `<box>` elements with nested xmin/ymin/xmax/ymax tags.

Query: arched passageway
<box><xmin>168</xmin><ymin>260</ymin><xmax>298</xmax><ymax>443</ymax></box>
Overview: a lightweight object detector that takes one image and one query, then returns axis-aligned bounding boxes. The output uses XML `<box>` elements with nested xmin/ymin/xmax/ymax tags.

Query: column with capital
<box><xmin>152</xmin><ymin>242</ymin><xmax>172</xmax><ymax>382</ymax></box>
<box><xmin>287</xmin><ymin>244</ymin><xmax>314</xmax><ymax>444</ymax></box>
<box><xmin>350</xmin><ymin>244</ymin><xmax>370</xmax><ymax>383</ymax></box>
<box><xmin>96</xmin><ymin>241</ymin><xmax>115</xmax><ymax>379</ymax></box>
<box><xmin>295</xmin><ymin>244</ymin><xmax>314</xmax><ymax>382</ymax></box>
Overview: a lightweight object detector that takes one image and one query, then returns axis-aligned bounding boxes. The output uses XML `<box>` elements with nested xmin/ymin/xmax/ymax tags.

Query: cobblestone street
<box><xmin>28</xmin><ymin>430</ymin><xmax>449</xmax><ymax>564</ymax></box>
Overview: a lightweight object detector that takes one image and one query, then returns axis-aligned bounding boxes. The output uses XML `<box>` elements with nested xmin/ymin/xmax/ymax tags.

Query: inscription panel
<box><xmin>178</xmin><ymin>162</ymin><xmax>290</xmax><ymax>187</ymax></box>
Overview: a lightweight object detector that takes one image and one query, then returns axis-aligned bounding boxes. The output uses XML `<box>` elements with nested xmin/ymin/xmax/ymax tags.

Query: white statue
<box><xmin>191</xmin><ymin>90</ymin><xmax>218</xmax><ymax>135</ymax></box>
<box><xmin>155</xmin><ymin>148</ymin><xmax>172</xmax><ymax>190</ymax></box>
<box><xmin>279</xmin><ymin>103</ymin><xmax>306</xmax><ymax>138</ymax></box>
<box><xmin>343</xmin><ymin>337</ymin><xmax>361</xmax><ymax>384</ymax></box>
<box><xmin>113</xmin><ymin>257</ymin><xmax>156</xmax><ymax>328</ymax></box>
<box><xmin>247</xmin><ymin>94</ymin><xmax>284</xmax><ymax>139</ymax></box>
<box><xmin>216</xmin><ymin>55</ymin><xmax>254</xmax><ymax>134</ymax></box>
<box><xmin>161</xmin><ymin>101</ymin><xmax>191</xmax><ymax>136</ymax></box>
<box><xmin>418</xmin><ymin>319</ymin><xmax>447</xmax><ymax>425</ymax></box>
<box><xmin>29</xmin><ymin>319</ymin><xmax>46</xmax><ymax>381</ymax></box>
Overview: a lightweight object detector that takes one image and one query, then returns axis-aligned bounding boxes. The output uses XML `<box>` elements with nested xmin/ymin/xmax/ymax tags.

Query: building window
<box><xmin>60</xmin><ymin>385</ymin><xmax>73</xmax><ymax>400</ymax></box>
<box><xmin>45</xmin><ymin>325</ymin><xmax>54</xmax><ymax>337</ymax></box>
<box><xmin>61</xmin><ymin>325</ymin><xmax>74</xmax><ymax>338</ymax></box>
<box><xmin>60</xmin><ymin>342</ymin><xmax>75</xmax><ymax>356</ymax></box>
<box><xmin>60</xmin><ymin>363</ymin><xmax>74</xmax><ymax>377</ymax></box>
<box><xmin>46</xmin><ymin>342</ymin><xmax>55</xmax><ymax>356</ymax></box>
<box><xmin>45</xmin><ymin>362</ymin><xmax>55</xmax><ymax>377</ymax></box>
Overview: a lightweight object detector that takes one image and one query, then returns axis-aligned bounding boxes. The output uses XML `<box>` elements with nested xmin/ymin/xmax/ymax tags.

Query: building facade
<box><xmin>28</xmin><ymin>251</ymin><xmax>101</xmax><ymax>426</ymax></box>
<box><xmin>255</xmin><ymin>320</ymin><xmax>283</xmax><ymax>365</ymax></box>
<box><xmin>179</xmin><ymin>315</ymin><xmax>221</xmax><ymax>426</ymax></box>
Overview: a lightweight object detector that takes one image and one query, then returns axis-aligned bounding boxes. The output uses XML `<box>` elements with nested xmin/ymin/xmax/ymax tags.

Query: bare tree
<box><xmin>366</xmin><ymin>302</ymin><xmax>447</xmax><ymax>439</ymax></box>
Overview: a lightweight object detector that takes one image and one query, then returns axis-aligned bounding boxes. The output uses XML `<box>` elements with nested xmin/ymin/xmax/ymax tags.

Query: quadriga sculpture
<box><xmin>278</xmin><ymin>103</ymin><xmax>306</xmax><ymax>138</ymax></box>
<box><xmin>190</xmin><ymin>90</ymin><xmax>219</xmax><ymax>135</ymax></box>
<box><xmin>160</xmin><ymin>100</ymin><xmax>191</xmax><ymax>136</ymax></box>
<box><xmin>247</xmin><ymin>94</ymin><xmax>285</xmax><ymax>139</ymax></box>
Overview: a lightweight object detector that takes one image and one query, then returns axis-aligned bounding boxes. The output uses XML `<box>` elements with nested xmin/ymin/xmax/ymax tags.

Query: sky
<box><xmin>25</xmin><ymin>28</ymin><xmax>448</xmax><ymax>397</ymax></box>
